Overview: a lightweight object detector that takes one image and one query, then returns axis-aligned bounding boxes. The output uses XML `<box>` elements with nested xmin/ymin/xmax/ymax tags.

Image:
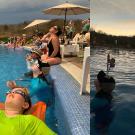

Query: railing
<box><xmin>80</xmin><ymin>47</ymin><xmax>90</xmax><ymax>95</ymax></box>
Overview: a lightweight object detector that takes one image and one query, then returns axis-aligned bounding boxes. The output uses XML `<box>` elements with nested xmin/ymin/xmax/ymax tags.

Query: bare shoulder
<box><xmin>52</xmin><ymin>35</ymin><xmax>59</xmax><ymax>41</ymax></box>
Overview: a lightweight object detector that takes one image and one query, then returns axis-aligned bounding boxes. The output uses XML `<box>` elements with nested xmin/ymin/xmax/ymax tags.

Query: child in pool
<box><xmin>0</xmin><ymin>83</ymin><xmax>56</xmax><ymax>135</ymax></box>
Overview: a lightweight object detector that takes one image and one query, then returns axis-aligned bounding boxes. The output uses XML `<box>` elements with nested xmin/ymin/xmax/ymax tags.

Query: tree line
<box><xmin>90</xmin><ymin>29</ymin><xmax>135</xmax><ymax>48</ymax></box>
<box><xmin>0</xmin><ymin>19</ymin><xmax>82</xmax><ymax>37</ymax></box>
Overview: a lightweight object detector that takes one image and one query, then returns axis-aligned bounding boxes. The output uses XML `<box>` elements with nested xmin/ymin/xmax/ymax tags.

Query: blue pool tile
<box><xmin>50</xmin><ymin>65</ymin><xmax>90</xmax><ymax>135</ymax></box>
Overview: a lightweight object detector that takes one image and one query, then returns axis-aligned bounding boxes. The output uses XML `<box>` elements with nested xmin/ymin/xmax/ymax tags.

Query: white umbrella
<box><xmin>24</xmin><ymin>19</ymin><xmax>50</xmax><ymax>29</ymax></box>
<box><xmin>43</xmin><ymin>2</ymin><xmax>90</xmax><ymax>32</ymax></box>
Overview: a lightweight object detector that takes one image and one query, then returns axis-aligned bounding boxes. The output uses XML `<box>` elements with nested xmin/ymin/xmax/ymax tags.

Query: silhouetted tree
<box><xmin>90</xmin><ymin>30</ymin><xmax>135</xmax><ymax>48</ymax></box>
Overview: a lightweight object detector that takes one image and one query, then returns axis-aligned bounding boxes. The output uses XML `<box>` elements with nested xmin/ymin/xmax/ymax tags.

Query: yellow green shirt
<box><xmin>0</xmin><ymin>110</ymin><xmax>57</xmax><ymax>135</ymax></box>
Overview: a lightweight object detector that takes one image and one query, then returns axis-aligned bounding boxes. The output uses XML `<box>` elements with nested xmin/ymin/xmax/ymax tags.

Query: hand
<box><xmin>31</xmin><ymin>64</ymin><xmax>40</xmax><ymax>72</ymax></box>
<box><xmin>26</xmin><ymin>54</ymin><xmax>32</xmax><ymax>61</ymax></box>
<box><xmin>41</xmin><ymin>54</ymin><xmax>48</xmax><ymax>61</ymax></box>
<box><xmin>6</xmin><ymin>81</ymin><xmax>16</xmax><ymax>89</ymax></box>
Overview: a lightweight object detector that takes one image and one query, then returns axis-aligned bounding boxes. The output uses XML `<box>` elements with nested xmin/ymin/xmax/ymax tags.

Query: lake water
<box><xmin>90</xmin><ymin>47</ymin><xmax>135</xmax><ymax>135</ymax></box>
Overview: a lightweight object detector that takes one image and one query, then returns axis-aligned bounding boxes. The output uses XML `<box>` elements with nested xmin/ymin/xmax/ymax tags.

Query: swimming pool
<box><xmin>90</xmin><ymin>47</ymin><xmax>135</xmax><ymax>135</ymax></box>
<box><xmin>0</xmin><ymin>46</ymin><xmax>57</xmax><ymax>132</ymax></box>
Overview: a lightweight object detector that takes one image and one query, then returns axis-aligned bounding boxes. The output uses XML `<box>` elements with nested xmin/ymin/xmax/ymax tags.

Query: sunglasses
<box><xmin>53</xmin><ymin>26</ymin><xmax>58</xmax><ymax>30</ymax></box>
<box><xmin>6</xmin><ymin>90</ymin><xmax>28</xmax><ymax>101</ymax></box>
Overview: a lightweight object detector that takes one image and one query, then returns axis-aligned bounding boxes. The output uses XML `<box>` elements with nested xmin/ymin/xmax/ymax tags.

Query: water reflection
<box><xmin>90</xmin><ymin>47</ymin><xmax>135</xmax><ymax>135</ymax></box>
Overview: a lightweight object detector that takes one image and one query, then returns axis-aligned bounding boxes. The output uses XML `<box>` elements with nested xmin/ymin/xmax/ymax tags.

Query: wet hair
<box><xmin>56</xmin><ymin>29</ymin><xmax>62</xmax><ymax>36</ymax></box>
<box><xmin>23</xmin><ymin>95</ymin><xmax>32</xmax><ymax>114</ymax></box>
<box><xmin>36</xmin><ymin>32</ymin><xmax>44</xmax><ymax>37</ymax></box>
<box><xmin>54</xmin><ymin>26</ymin><xmax>62</xmax><ymax>36</ymax></box>
<box><xmin>97</xmin><ymin>70</ymin><xmax>115</xmax><ymax>93</ymax></box>
<box><xmin>97</xmin><ymin>70</ymin><xmax>106</xmax><ymax>83</ymax></box>
<box><xmin>96</xmin><ymin>71</ymin><xmax>115</xmax><ymax>102</ymax></box>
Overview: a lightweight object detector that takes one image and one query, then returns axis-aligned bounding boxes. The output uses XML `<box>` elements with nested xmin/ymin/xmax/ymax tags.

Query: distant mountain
<box><xmin>0</xmin><ymin>19</ymin><xmax>82</xmax><ymax>36</ymax></box>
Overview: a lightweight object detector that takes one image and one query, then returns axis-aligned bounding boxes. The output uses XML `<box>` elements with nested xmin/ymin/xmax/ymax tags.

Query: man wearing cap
<box><xmin>25</xmin><ymin>48</ymin><xmax>50</xmax><ymax>79</ymax></box>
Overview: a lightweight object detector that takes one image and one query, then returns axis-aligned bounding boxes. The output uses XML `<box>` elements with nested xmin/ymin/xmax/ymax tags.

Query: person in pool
<box><xmin>91</xmin><ymin>70</ymin><xmax>115</xmax><ymax>134</ymax></box>
<box><xmin>25</xmin><ymin>48</ymin><xmax>50</xmax><ymax>80</ymax></box>
<box><xmin>0</xmin><ymin>84</ymin><xmax>56</xmax><ymax>135</ymax></box>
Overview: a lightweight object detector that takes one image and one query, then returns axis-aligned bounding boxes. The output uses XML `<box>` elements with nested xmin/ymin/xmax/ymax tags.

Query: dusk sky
<box><xmin>0</xmin><ymin>0</ymin><xmax>90</xmax><ymax>24</ymax></box>
<box><xmin>91</xmin><ymin>0</ymin><xmax>135</xmax><ymax>36</ymax></box>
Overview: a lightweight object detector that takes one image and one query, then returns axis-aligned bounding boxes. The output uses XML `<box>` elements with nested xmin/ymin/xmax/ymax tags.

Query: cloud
<box><xmin>91</xmin><ymin>0</ymin><xmax>135</xmax><ymax>20</ymax></box>
<box><xmin>92</xmin><ymin>0</ymin><xmax>135</xmax><ymax>13</ymax></box>
<box><xmin>0</xmin><ymin>0</ymin><xmax>90</xmax><ymax>24</ymax></box>
<box><xmin>91</xmin><ymin>0</ymin><xmax>135</xmax><ymax>35</ymax></box>
<box><xmin>0</xmin><ymin>0</ymin><xmax>89</xmax><ymax>10</ymax></box>
<box><xmin>0</xmin><ymin>0</ymin><xmax>51</xmax><ymax>12</ymax></box>
<box><xmin>0</xmin><ymin>0</ymin><xmax>48</xmax><ymax>8</ymax></box>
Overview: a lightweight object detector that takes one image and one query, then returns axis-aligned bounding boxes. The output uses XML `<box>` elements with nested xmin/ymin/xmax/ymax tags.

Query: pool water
<box><xmin>0</xmin><ymin>46</ymin><xmax>57</xmax><ymax>132</ymax></box>
<box><xmin>90</xmin><ymin>47</ymin><xmax>135</xmax><ymax>135</ymax></box>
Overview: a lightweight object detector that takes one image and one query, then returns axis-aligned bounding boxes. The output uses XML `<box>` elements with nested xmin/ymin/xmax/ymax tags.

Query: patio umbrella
<box><xmin>42</xmin><ymin>2</ymin><xmax>90</xmax><ymax>33</ymax></box>
<box><xmin>24</xmin><ymin>19</ymin><xmax>50</xmax><ymax>29</ymax></box>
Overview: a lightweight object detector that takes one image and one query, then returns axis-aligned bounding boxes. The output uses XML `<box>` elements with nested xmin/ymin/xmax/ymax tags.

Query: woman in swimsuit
<box><xmin>41</xmin><ymin>26</ymin><xmax>62</xmax><ymax>65</ymax></box>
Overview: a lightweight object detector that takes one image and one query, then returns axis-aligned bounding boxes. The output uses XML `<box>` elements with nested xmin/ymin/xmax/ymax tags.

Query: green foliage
<box><xmin>0</xmin><ymin>37</ymin><xmax>9</xmax><ymax>43</ymax></box>
<box><xmin>0</xmin><ymin>19</ymin><xmax>82</xmax><ymax>36</ymax></box>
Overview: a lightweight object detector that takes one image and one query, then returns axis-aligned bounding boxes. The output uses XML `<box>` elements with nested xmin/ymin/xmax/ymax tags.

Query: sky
<box><xmin>0</xmin><ymin>0</ymin><xmax>90</xmax><ymax>24</ymax></box>
<box><xmin>91</xmin><ymin>0</ymin><xmax>135</xmax><ymax>36</ymax></box>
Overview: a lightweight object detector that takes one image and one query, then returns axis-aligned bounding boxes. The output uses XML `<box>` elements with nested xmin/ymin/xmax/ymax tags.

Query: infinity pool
<box><xmin>90</xmin><ymin>47</ymin><xmax>135</xmax><ymax>135</ymax></box>
<box><xmin>0</xmin><ymin>46</ymin><xmax>57</xmax><ymax>132</ymax></box>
